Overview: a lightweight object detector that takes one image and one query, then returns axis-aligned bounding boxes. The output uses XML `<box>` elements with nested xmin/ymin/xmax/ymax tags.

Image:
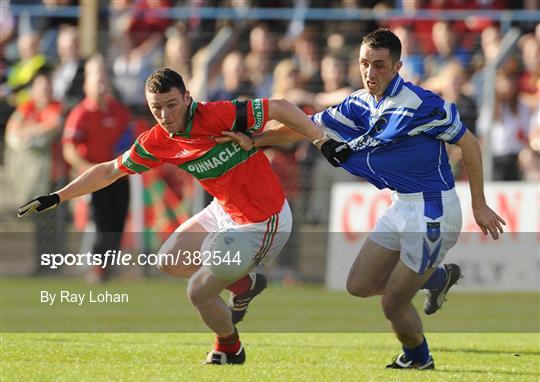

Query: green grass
<box><xmin>1</xmin><ymin>277</ymin><xmax>539</xmax><ymax>381</ymax></box>
<box><xmin>2</xmin><ymin>333</ymin><xmax>538</xmax><ymax>381</ymax></box>
<box><xmin>1</xmin><ymin>277</ymin><xmax>538</xmax><ymax>332</ymax></box>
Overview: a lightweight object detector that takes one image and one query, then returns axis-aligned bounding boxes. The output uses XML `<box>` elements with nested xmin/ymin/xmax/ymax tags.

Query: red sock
<box><xmin>226</xmin><ymin>274</ymin><xmax>253</xmax><ymax>295</ymax></box>
<box><xmin>215</xmin><ymin>330</ymin><xmax>241</xmax><ymax>354</ymax></box>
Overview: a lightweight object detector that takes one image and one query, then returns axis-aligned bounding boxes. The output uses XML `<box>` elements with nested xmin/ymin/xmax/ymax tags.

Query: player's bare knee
<box><xmin>346</xmin><ymin>281</ymin><xmax>370</xmax><ymax>298</ymax></box>
<box><xmin>156</xmin><ymin>240</ymin><xmax>194</xmax><ymax>277</ymax></box>
<box><xmin>186</xmin><ymin>279</ymin><xmax>205</xmax><ymax>306</ymax></box>
<box><xmin>156</xmin><ymin>253</ymin><xmax>179</xmax><ymax>275</ymax></box>
<box><xmin>186</xmin><ymin>274</ymin><xmax>215</xmax><ymax>307</ymax></box>
<box><xmin>156</xmin><ymin>241</ymin><xmax>174</xmax><ymax>274</ymax></box>
<box><xmin>346</xmin><ymin>276</ymin><xmax>373</xmax><ymax>298</ymax></box>
<box><xmin>156</xmin><ymin>259</ymin><xmax>170</xmax><ymax>274</ymax></box>
<box><xmin>186</xmin><ymin>287</ymin><xmax>203</xmax><ymax>307</ymax></box>
<box><xmin>157</xmin><ymin>262</ymin><xmax>177</xmax><ymax>276</ymax></box>
<box><xmin>157</xmin><ymin>260</ymin><xmax>196</xmax><ymax>278</ymax></box>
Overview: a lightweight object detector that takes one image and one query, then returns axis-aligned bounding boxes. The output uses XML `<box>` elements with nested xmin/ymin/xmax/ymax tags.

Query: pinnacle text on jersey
<box><xmin>186</xmin><ymin>143</ymin><xmax>243</xmax><ymax>174</ymax></box>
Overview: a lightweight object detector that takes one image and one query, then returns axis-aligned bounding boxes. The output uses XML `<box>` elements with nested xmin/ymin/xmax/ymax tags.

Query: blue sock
<box><xmin>403</xmin><ymin>337</ymin><xmax>430</xmax><ymax>364</ymax></box>
<box><xmin>421</xmin><ymin>265</ymin><xmax>447</xmax><ymax>290</ymax></box>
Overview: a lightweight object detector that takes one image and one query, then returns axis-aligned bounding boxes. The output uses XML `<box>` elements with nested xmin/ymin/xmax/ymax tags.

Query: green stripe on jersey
<box><xmin>250</xmin><ymin>98</ymin><xmax>265</xmax><ymax>131</ymax></box>
<box><xmin>178</xmin><ymin>142</ymin><xmax>256</xmax><ymax>180</ymax></box>
<box><xmin>173</xmin><ymin>101</ymin><xmax>198</xmax><ymax>138</ymax></box>
<box><xmin>135</xmin><ymin>141</ymin><xmax>158</xmax><ymax>162</ymax></box>
<box><xmin>122</xmin><ymin>151</ymin><xmax>151</xmax><ymax>173</ymax></box>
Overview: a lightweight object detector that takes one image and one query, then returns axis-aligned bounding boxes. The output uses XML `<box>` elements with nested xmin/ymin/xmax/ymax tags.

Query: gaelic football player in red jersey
<box><xmin>18</xmin><ymin>68</ymin><xmax>348</xmax><ymax>365</ymax></box>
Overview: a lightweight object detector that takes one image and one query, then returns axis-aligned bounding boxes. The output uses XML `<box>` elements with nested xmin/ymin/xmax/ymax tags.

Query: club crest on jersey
<box><xmin>426</xmin><ymin>222</ymin><xmax>441</xmax><ymax>243</ymax></box>
<box><xmin>373</xmin><ymin>117</ymin><xmax>388</xmax><ymax>134</ymax></box>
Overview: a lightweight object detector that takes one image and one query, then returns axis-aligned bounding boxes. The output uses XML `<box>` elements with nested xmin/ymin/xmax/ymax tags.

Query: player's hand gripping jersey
<box><xmin>312</xmin><ymin>74</ymin><xmax>467</xmax><ymax>193</ymax></box>
<box><xmin>117</xmin><ymin>98</ymin><xmax>285</xmax><ymax>224</ymax></box>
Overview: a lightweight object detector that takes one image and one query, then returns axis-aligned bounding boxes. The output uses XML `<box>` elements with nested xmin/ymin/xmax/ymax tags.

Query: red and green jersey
<box><xmin>116</xmin><ymin>98</ymin><xmax>286</xmax><ymax>224</ymax></box>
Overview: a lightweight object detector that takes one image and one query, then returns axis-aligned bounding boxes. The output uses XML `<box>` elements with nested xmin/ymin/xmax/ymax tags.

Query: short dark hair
<box><xmin>145</xmin><ymin>68</ymin><xmax>186</xmax><ymax>94</ymax></box>
<box><xmin>361</xmin><ymin>29</ymin><xmax>402</xmax><ymax>62</ymax></box>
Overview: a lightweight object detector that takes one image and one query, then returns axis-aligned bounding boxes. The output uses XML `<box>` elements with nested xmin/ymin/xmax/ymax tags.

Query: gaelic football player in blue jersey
<box><xmin>219</xmin><ymin>29</ymin><xmax>505</xmax><ymax>370</ymax></box>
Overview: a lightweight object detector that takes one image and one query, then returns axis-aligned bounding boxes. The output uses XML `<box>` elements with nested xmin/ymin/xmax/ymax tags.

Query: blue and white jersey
<box><xmin>311</xmin><ymin>74</ymin><xmax>467</xmax><ymax>193</ymax></box>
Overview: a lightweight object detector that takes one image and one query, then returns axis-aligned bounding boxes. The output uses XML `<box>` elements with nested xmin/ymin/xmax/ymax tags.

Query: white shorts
<box><xmin>369</xmin><ymin>188</ymin><xmax>462</xmax><ymax>274</ymax></box>
<box><xmin>193</xmin><ymin>199</ymin><xmax>292</xmax><ymax>280</ymax></box>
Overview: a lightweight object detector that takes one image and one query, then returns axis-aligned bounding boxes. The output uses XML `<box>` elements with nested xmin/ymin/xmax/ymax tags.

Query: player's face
<box><xmin>359</xmin><ymin>45</ymin><xmax>401</xmax><ymax>100</ymax></box>
<box><xmin>146</xmin><ymin>88</ymin><xmax>191</xmax><ymax>134</ymax></box>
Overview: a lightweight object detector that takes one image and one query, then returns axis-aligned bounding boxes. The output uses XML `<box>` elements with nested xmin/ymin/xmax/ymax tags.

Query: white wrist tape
<box><xmin>312</xmin><ymin>133</ymin><xmax>328</xmax><ymax>146</ymax></box>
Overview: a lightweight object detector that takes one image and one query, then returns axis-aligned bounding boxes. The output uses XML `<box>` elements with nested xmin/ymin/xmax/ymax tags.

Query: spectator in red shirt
<box><xmin>63</xmin><ymin>54</ymin><xmax>132</xmax><ymax>282</ymax></box>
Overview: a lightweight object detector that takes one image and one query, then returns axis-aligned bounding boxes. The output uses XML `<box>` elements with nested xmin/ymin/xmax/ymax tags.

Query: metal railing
<box><xmin>9</xmin><ymin>5</ymin><xmax>540</xmax><ymax>23</ymax></box>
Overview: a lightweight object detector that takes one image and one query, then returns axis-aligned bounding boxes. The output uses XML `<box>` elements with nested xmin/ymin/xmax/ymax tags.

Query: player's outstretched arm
<box><xmin>268</xmin><ymin>99</ymin><xmax>352</xmax><ymax>166</ymax></box>
<box><xmin>216</xmin><ymin>123</ymin><xmax>304</xmax><ymax>150</ymax></box>
<box><xmin>455</xmin><ymin>129</ymin><xmax>506</xmax><ymax>239</ymax></box>
<box><xmin>18</xmin><ymin>160</ymin><xmax>127</xmax><ymax>217</ymax></box>
<box><xmin>218</xmin><ymin>99</ymin><xmax>351</xmax><ymax>166</ymax></box>
<box><xmin>267</xmin><ymin>98</ymin><xmax>326</xmax><ymax>144</ymax></box>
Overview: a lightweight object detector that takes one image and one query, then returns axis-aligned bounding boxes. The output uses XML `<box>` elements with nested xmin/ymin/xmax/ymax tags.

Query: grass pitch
<box><xmin>1</xmin><ymin>277</ymin><xmax>539</xmax><ymax>381</ymax></box>
<box><xmin>2</xmin><ymin>333</ymin><xmax>538</xmax><ymax>381</ymax></box>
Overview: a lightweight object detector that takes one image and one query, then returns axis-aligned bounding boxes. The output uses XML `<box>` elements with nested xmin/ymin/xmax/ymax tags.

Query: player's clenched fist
<box><xmin>320</xmin><ymin>139</ymin><xmax>352</xmax><ymax>167</ymax></box>
<box><xmin>18</xmin><ymin>194</ymin><xmax>60</xmax><ymax>217</ymax></box>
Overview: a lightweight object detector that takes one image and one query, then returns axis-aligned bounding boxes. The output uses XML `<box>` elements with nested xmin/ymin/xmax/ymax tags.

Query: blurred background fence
<box><xmin>1</xmin><ymin>1</ymin><xmax>538</xmax><ymax>286</ymax></box>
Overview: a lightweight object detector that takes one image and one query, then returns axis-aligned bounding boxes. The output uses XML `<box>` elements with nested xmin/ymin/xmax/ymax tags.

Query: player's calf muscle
<box><xmin>186</xmin><ymin>271</ymin><xmax>223</xmax><ymax>306</ymax></box>
<box><xmin>381</xmin><ymin>295</ymin><xmax>409</xmax><ymax>321</ymax></box>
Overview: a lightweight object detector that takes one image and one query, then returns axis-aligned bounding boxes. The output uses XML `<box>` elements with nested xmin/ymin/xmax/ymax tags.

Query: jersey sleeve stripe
<box><xmin>443</xmin><ymin>121</ymin><xmax>467</xmax><ymax>143</ymax></box>
<box><xmin>135</xmin><ymin>141</ymin><xmax>159</xmax><ymax>162</ymax></box>
<box><xmin>311</xmin><ymin>112</ymin><xmax>326</xmax><ymax>128</ymax></box>
<box><xmin>249</xmin><ymin>98</ymin><xmax>266</xmax><ymax>131</ymax></box>
<box><xmin>121</xmin><ymin>151</ymin><xmax>151</xmax><ymax>173</ymax></box>
<box><xmin>321</xmin><ymin>109</ymin><xmax>358</xmax><ymax>131</ymax></box>
<box><xmin>407</xmin><ymin>102</ymin><xmax>453</xmax><ymax>135</ymax></box>
<box><xmin>330</xmin><ymin>107</ymin><xmax>357</xmax><ymax>128</ymax></box>
<box><xmin>116</xmin><ymin>155</ymin><xmax>136</xmax><ymax>174</ymax></box>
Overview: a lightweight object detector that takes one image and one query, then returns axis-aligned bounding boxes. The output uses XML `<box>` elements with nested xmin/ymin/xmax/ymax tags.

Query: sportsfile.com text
<box><xmin>40</xmin><ymin>250</ymin><xmax>243</xmax><ymax>269</ymax></box>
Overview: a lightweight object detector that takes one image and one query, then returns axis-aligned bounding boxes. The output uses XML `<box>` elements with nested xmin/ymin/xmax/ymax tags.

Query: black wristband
<box><xmin>321</xmin><ymin>139</ymin><xmax>351</xmax><ymax>167</ymax></box>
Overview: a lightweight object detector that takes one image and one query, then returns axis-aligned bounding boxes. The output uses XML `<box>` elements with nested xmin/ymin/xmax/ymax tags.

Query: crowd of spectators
<box><xmin>0</xmin><ymin>1</ymin><xmax>538</xmax><ymax>277</ymax></box>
